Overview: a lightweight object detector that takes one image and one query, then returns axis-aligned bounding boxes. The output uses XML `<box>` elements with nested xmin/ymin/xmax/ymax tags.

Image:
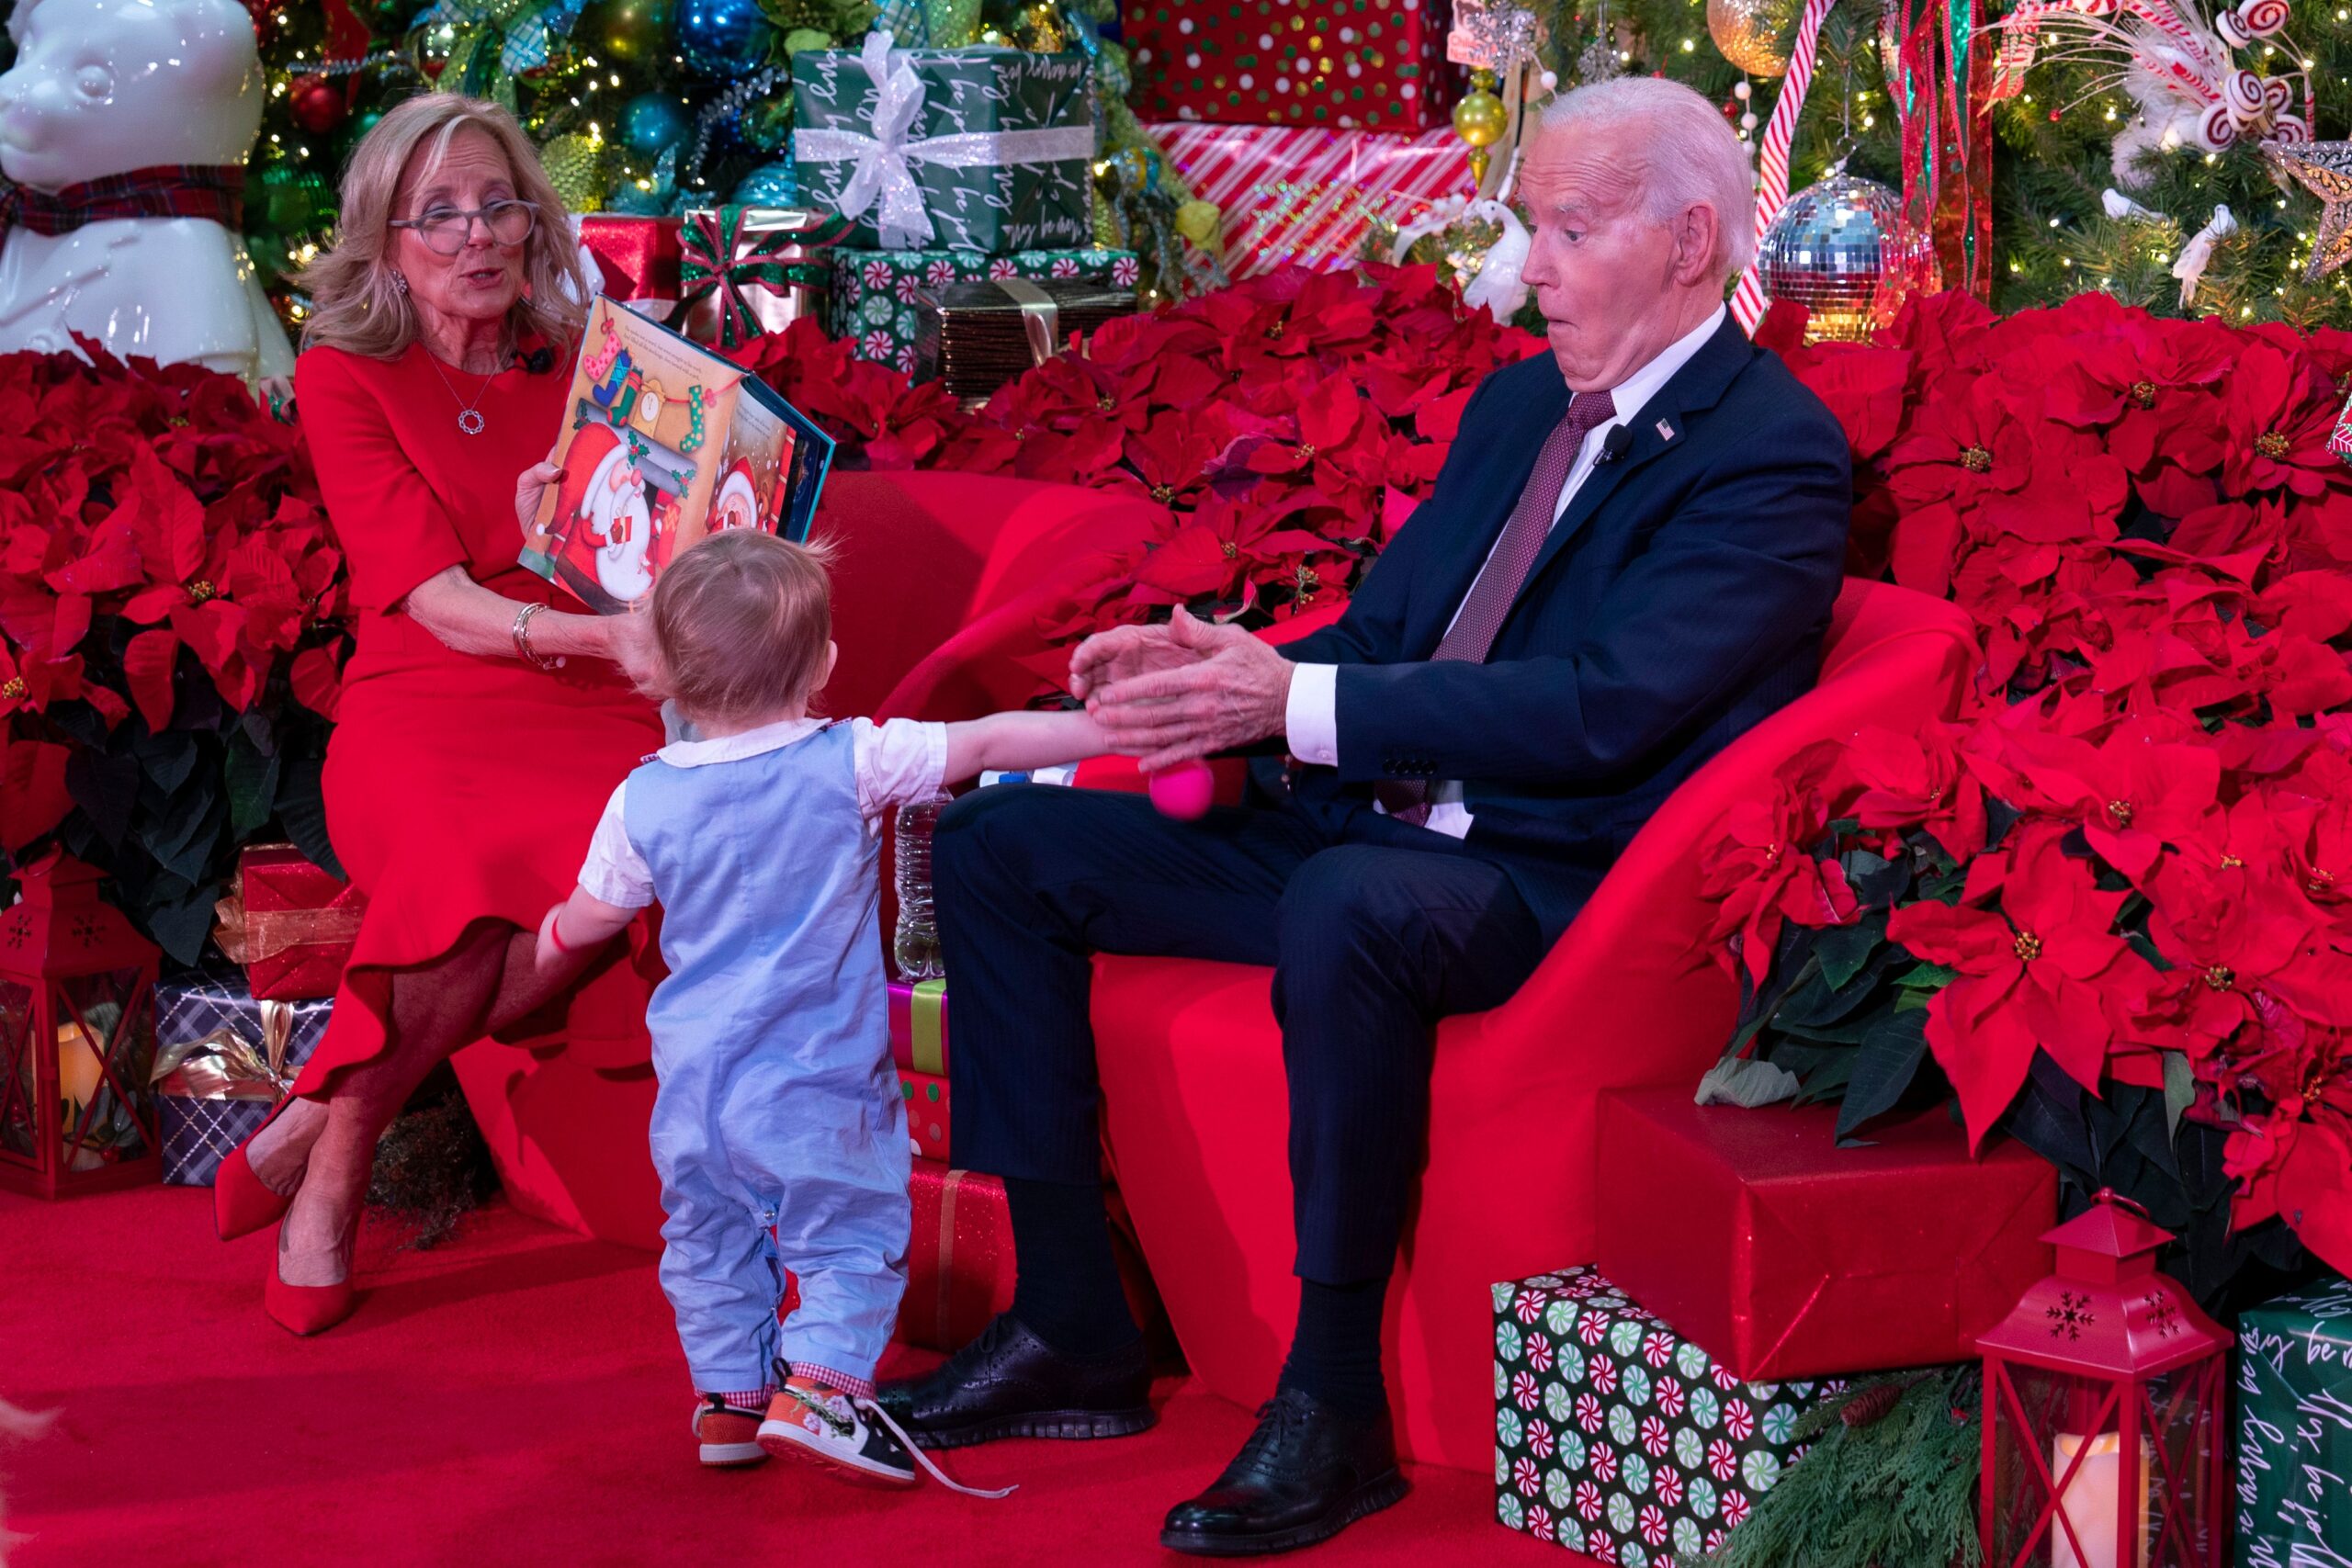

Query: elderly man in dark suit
<box><xmin>879</xmin><ymin>75</ymin><xmax>1853</xmax><ymax>1554</ymax></box>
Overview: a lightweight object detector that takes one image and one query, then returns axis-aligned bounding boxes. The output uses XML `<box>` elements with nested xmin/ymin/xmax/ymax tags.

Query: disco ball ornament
<box><xmin>1707</xmin><ymin>0</ymin><xmax>1801</xmax><ymax>77</ymax></box>
<box><xmin>1755</xmin><ymin>171</ymin><xmax>1925</xmax><ymax>343</ymax></box>
<box><xmin>622</xmin><ymin>92</ymin><xmax>689</xmax><ymax>154</ymax></box>
<box><xmin>674</xmin><ymin>0</ymin><xmax>775</xmax><ymax>78</ymax></box>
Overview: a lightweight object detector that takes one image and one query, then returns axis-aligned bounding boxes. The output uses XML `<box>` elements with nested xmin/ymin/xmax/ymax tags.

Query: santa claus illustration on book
<box><xmin>537</xmin><ymin>419</ymin><xmax>657</xmax><ymax>609</ymax></box>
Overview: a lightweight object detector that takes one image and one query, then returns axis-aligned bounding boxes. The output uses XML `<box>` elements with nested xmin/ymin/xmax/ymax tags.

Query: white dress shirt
<box><xmin>1282</xmin><ymin>304</ymin><xmax>1728</xmax><ymax>839</ymax></box>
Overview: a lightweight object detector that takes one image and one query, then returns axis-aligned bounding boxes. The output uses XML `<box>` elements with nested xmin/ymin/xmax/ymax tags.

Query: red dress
<box><xmin>290</xmin><ymin>342</ymin><xmax>664</xmax><ymax>1094</ymax></box>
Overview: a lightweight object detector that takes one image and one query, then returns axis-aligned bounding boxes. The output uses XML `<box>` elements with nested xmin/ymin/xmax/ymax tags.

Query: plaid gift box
<box><xmin>828</xmin><ymin>245</ymin><xmax>1139</xmax><ymax>371</ymax></box>
<box><xmin>793</xmin><ymin>36</ymin><xmax>1096</xmax><ymax>254</ymax></box>
<box><xmin>1493</xmin><ymin>1266</ymin><xmax>1839</xmax><ymax>1563</ymax></box>
<box><xmin>150</xmin><ymin>973</ymin><xmax>330</xmax><ymax>1186</ymax></box>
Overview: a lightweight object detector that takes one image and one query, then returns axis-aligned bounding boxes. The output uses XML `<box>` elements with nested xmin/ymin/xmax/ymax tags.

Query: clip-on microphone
<box><xmin>1593</xmin><ymin>424</ymin><xmax>1634</xmax><ymax>465</ymax></box>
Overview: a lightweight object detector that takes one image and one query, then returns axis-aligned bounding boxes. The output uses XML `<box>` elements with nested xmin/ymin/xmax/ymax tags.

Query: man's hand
<box><xmin>1081</xmin><ymin>607</ymin><xmax>1295</xmax><ymax>772</ymax></box>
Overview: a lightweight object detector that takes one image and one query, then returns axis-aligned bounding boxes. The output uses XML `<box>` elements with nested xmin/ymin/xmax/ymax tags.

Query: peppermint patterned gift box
<box><xmin>1492</xmin><ymin>1266</ymin><xmax>1840</xmax><ymax>1563</ymax></box>
<box><xmin>827</xmin><ymin>245</ymin><xmax>1140</xmax><ymax>371</ymax></box>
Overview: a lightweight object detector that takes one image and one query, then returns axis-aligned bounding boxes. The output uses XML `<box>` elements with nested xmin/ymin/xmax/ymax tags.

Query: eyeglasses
<box><xmin>390</xmin><ymin>199</ymin><xmax>538</xmax><ymax>255</ymax></box>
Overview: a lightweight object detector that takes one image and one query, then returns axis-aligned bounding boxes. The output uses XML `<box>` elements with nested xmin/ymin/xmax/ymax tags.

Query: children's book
<box><xmin>522</xmin><ymin>295</ymin><xmax>835</xmax><ymax>614</ymax></box>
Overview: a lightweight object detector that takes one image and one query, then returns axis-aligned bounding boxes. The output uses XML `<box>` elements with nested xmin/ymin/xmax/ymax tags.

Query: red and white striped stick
<box><xmin>1731</xmin><ymin>0</ymin><xmax>1839</xmax><ymax>332</ymax></box>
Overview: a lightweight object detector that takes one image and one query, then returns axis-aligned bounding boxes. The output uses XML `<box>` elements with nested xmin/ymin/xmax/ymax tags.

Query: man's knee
<box><xmin>1275</xmin><ymin>847</ymin><xmax>1429</xmax><ymax>957</ymax></box>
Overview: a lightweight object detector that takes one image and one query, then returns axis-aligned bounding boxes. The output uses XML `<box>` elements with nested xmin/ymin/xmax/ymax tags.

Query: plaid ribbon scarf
<box><xmin>674</xmin><ymin>206</ymin><xmax>856</xmax><ymax>348</ymax></box>
<box><xmin>0</xmin><ymin>164</ymin><xmax>248</xmax><ymax>238</ymax></box>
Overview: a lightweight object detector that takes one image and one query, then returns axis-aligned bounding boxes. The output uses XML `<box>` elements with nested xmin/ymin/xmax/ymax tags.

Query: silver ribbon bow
<box><xmin>794</xmin><ymin>30</ymin><xmax>1096</xmax><ymax>250</ymax></box>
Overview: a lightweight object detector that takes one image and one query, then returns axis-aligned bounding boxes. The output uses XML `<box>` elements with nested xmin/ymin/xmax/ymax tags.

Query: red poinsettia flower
<box><xmin>1888</xmin><ymin>821</ymin><xmax>2149</xmax><ymax>1145</ymax></box>
<box><xmin>2136</xmin><ymin>852</ymin><xmax>2352</xmax><ymax>1060</ymax></box>
<box><xmin>1701</xmin><ymin>768</ymin><xmax>1860</xmax><ymax>985</ymax></box>
<box><xmin>1123</xmin><ymin>489</ymin><xmax>1337</xmax><ymax>608</ymax></box>
<box><xmin>2218</xmin><ymin>343</ymin><xmax>2347</xmax><ymax>499</ymax></box>
<box><xmin>1994</xmin><ymin>721</ymin><xmax>2222</xmax><ymax>882</ymax></box>
<box><xmin>1834</xmin><ymin>723</ymin><xmax>1989</xmax><ymax>863</ymax></box>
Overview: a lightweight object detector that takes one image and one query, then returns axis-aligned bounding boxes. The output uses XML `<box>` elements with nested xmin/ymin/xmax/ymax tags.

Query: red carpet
<box><xmin>0</xmin><ymin>1187</ymin><xmax>1590</xmax><ymax>1567</ymax></box>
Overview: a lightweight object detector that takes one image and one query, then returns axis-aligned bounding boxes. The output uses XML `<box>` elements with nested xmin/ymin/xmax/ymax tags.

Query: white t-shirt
<box><xmin>576</xmin><ymin>716</ymin><xmax>948</xmax><ymax>910</ymax></box>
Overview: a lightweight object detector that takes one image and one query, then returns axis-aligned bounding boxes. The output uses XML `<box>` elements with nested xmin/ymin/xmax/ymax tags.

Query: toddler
<box><xmin>536</xmin><ymin>530</ymin><xmax>1105</xmax><ymax>1488</ymax></box>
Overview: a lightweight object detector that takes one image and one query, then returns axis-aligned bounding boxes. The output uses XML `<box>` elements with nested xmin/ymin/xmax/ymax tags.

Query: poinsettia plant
<box><xmin>730</xmin><ymin>262</ymin><xmax>1546</xmax><ymax>636</ymax></box>
<box><xmin>1699</xmin><ymin>291</ymin><xmax>2352</xmax><ymax>1304</ymax></box>
<box><xmin>0</xmin><ymin>341</ymin><xmax>348</xmax><ymax>960</ymax></box>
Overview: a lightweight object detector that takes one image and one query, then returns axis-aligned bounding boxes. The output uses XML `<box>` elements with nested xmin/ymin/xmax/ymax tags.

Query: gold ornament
<box><xmin>543</xmin><ymin>133</ymin><xmax>609</xmax><ymax>214</ymax></box>
<box><xmin>977</xmin><ymin>25</ymin><xmax>1013</xmax><ymax>45</ymax></box>
<box><xmin>1018</xmin><ymin>0</ymin><xmax>1068</xmax><ymax>51</ymax></box>
<box><xmin>2271</xmin><ymin>141</ymin><xmax>2352</xmax><ymax>281</ymax></box>
<box><xmin>1707</xmin><ymin>0</ymin><xmax>1801</xmax><ymax>78</ymax></box>
<box><xmin>1176</xmin><ymin>198</ymin><xmax>1222</xmax><ymax>248</ymax></box>
<box><xmin>1453</xmin><ymin>68</ymin><xmax>1508</xmax><ymax>186</ymax></box>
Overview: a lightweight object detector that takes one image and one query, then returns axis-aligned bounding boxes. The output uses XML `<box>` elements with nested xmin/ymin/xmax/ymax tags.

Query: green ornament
<box><xmin>924</xmin><ymin>0</ymin><xmax>980</xmax><ymax>46</ymax></box>
<box><xmin>542</xmin><ymin>132</ymin><xmax>609</xmax><ymax>212</ymax></box>
<box><xmin>780</xmin><ymin>25</ymin><xmax>832</xmax><ymax>54</ymax></box>
<box><xmin>353</xmin><ymin>108</ymin><xmax>384</xmax><ymax>138</ymax></box>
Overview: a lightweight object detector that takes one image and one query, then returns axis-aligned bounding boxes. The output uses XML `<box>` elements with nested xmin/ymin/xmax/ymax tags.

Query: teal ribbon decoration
<box><xmin>673</xmin><ymin>206</ymin><xmax>856</xmax><ymax>347</ymax></box>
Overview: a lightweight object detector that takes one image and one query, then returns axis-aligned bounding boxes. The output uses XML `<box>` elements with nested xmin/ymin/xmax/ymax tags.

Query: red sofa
<box><xmin>455</xmin><ymin>472</ymin><xmax>1979</xmax><ymax>1476</ymax></box>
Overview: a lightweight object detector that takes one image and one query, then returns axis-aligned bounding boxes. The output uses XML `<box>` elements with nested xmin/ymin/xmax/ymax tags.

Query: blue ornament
<box><xmin>731</xmin><ymin>159</ymin><xmax>798</xmax><ymax>206</ymax></box>
<box><xmin>673</xmin><ymin>0</ymin><xmax>774</xmax><ymax>78</ymax></box>
<box><xmin>621</xmin><ymin>92</ymin><xmax>689</xmax><ymax>154</ymax></box>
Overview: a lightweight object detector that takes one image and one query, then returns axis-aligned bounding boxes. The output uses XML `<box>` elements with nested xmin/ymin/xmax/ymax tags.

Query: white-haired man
<box><xmin>880</xmin><ymin>77</ymin><xmax>1853</xmax><ymax>1553</ymax></box>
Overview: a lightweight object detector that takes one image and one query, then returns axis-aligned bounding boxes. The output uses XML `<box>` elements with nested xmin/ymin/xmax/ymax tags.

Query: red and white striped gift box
<box><xmin>1148</xmin><ymin>121</ymin><xmax>1472</xmax><ymax>278</ymax></box>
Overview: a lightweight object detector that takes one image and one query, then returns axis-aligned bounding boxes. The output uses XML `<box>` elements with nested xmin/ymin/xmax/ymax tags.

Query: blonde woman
<box><xmin>211</xmin><ymin>95</ymin><xmax>662</xmax><ymax>1335</ymax></box>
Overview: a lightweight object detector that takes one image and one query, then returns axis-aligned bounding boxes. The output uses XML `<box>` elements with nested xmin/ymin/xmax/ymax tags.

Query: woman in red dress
<box><xmin>213</xmin><ymin>94</ymin><xmax>664</xmax><ymax>1334</ymax></box>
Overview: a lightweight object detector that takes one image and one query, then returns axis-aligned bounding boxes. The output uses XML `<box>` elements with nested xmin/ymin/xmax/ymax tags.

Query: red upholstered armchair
<box><xmin>1084</xmin><ymin>578</ymin><xmax>1978</xmax><ymax>1471</ymax></box>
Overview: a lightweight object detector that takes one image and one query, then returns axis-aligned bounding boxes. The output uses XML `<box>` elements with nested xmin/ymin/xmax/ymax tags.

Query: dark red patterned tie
<box><xmin>1376</xmin><ymin>389</ymin><xmax>1618</xmax><ymax>826</ymax></box>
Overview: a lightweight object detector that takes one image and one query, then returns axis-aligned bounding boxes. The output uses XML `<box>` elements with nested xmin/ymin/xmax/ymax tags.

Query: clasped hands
<box><xmin>1069</xmin><ymin>607</ymin><xmax>1295</xmax><ymax>773</ymax></box>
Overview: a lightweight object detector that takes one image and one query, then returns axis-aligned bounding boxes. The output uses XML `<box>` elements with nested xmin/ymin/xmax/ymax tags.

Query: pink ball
<box><xmin>1148</xmin><ymin>759</ymin><xmax>1216</xmax><ymax>821</ymax></box>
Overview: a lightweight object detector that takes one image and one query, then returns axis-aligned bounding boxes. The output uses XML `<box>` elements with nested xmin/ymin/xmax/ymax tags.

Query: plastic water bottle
<box><xmin>892</xmin><ymin>793</ymin><xmax>951</xmax><ymax>980</ymax></box>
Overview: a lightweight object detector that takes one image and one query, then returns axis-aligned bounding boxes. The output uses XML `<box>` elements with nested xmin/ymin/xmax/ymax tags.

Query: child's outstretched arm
<box><xmin>534</xmin><ymin>886</ymin><xmax>637</xmax><ymax>982</ymax></box>
<box><xmin>940</xmin><ymin>706</ymin><xmax>1110</xmax><ymax>786</ymax></box>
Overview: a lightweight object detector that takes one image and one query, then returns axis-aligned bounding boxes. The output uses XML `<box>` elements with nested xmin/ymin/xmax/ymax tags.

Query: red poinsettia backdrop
<box><xmin>0</xmin><ymin>341</ymin><xmax>347</xmax><ymax>958</ymax></box>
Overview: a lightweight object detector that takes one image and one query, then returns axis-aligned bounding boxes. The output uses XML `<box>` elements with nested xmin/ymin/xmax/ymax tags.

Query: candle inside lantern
<box><xmin>2052</xmin><ymin>1430</ymin><xmax>2154</xmax><ymax>1568</ymax></box>
<box><xmin>56</xmin><ymin>1021</ymin><xmax>103</xmax><ymax>1111</ymax></box>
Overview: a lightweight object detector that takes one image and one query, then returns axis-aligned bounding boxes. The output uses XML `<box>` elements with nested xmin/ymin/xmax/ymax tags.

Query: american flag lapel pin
<box><xmin>1655</xmin><ymin>418</ymin><xmax>1676</xmax><ymax>441</ymax></box>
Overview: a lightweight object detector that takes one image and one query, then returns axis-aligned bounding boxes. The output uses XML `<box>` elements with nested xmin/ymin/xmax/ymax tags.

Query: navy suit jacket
<box><xmin>1258</xmin><ymin>314</ymin><xmax>1853</xmax><ymax>943</ymax></box>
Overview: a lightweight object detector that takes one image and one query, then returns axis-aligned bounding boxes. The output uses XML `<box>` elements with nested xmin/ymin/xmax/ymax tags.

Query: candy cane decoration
<box><xmin>1731</xmin><ymin>0</ymin><xmax>1837</xmax><ymax>332</ymax></box>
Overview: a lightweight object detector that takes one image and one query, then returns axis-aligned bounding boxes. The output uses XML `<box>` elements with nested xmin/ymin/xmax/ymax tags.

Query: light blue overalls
<box><xmin>625</xmin><ymin>721</ymin><xmax>911</xmax><ymax>1396</ymax></box>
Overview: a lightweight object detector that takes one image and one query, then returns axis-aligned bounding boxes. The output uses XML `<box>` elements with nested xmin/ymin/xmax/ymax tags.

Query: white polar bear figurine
<box><xmin>0</xmin><ymin>0</ymin><xmax>293</xmax><ymax>383</ymax></box>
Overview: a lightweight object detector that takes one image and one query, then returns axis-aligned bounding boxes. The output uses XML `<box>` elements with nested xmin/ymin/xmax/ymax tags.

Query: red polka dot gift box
<box><xmin>1125</xmin><ymin>0</ymin><xmax>1460</xmax><ymax>132</ymax></box>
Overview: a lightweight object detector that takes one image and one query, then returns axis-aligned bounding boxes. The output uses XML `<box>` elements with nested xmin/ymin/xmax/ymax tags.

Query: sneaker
<box><xmin>693</xmin><ymin>1394</ymin><xmax>768</xmax><ymax>1468</ymax></box>
<box><xmin>759</xmin><ymin>1379</ymin><xmax>920</xmax><ymax>1487</ymax></box>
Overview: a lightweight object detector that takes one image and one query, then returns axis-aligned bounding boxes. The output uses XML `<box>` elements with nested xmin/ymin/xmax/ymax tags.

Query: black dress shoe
<box><xmin>1160</xmin><ymin>1388</ymin><xmax>1408</xmax><ymax>1557</ymax></box>
<box><xmin>872</xmin><ymin>1313</ymin><xmax>1155</xmax><ymax>1451</ymax></box>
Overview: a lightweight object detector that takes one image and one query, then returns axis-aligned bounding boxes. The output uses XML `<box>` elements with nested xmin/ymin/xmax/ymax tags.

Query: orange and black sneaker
<box><xmin>759</xmin><ymin>1377</ymin><xmax>919</xmax><ymax>1487</ymax></box>
<box><xmin>693</xmin><ymin>1393</ymin><xmax>769</xmax><ymax>1468</ymax></box>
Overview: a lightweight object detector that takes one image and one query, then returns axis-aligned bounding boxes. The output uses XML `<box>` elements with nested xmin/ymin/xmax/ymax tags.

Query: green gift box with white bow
<box><xmin>1492</xmin><ymin>1266</ymin><xmax>1840</xmax><ymax>1564</ymax></box>
<box><xmin>792</xmin><ymin>36</ymin><xmax>1097</xmax><ymax>254</ymax></box>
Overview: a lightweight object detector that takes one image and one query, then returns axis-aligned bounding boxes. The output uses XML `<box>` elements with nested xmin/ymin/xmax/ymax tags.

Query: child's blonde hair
<box><xmin>647</xmin><ymin>531</ymin><xmax>837</xmax><ymax>725</ymax></box>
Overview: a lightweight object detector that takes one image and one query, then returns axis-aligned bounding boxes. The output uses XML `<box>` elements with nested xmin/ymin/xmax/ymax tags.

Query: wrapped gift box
<box><xmin>2237</xmin><ymin>1278</ymin><xmax>2352</xmax><ymax>1564</ymax></box>
<box><xmin>888</xmin><ymin>977</ymin><xmax>947</xmax><ymax>1076</ymax></box>
<box><xmin>900</xmin><ymin>1068</ymin><xmax>950</xmax><ymax>1162</ymax></box>
<box><xmin>792</xmin><ymin>40</ymin><xmax>1096</xmax><ymax>254</ymax></box>
<box><xmin>1493</xmin><ymin>1266</ymin><xmax>1838</xmax><ymax>1562</ymax></box>
<box><xmin>831</xmin><ymin>245</ymin><xmax>1139</xmax><ymax>372</ymax></box>
<box><xmin>1147</xmin><ymin>121</ymin><xmax>1469</xmax><ymax>278</ymax></box>
<box><xmin>150</xmin><ymin>973</ymin><xmax>331</xmax><ymax>1186</ymax></box>
<box><xmin>211</xmin><ymin>844</ymin><xmax>366</xmax><ymax>1002</ymax></box>
<box><xmin>1593</xmin><ymin>1090</ymin><xmax>2055</xmax><ymax>1382</ymax></box>
<box><xmin>578</xmin><ymin>214</ymin><xmax>682</xmax><ymax>309</ymax></box>
<box><xmin>898</xmin><ymin>1161</ymin><xmax>1016</xmax><ymax>1352</ymax></box>
<box><xmin>673</xmin><ymin>206</ymin><xmax>855</xmax><ymax>350</ymax></box>
<box><xmin>1125</xmin><ymin>0</ymin><xmax>1457</xmax><ymax>130</ymax></box>
<box><xmin>915</xmin><ymin>276</ymin><xmax>1137</xmax><ymax>403</ymax></box>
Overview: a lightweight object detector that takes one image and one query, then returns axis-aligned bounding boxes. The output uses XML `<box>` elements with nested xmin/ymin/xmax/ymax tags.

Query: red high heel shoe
<box><xmin>266</xmin><ymin>1217</ymin><xmax>359</xmax><ymax>1337</ymax></box>
<box><xmin>214</xmin><ymin>1095</ymin><xmax>309</xmax><ymax>1242</ymax></box>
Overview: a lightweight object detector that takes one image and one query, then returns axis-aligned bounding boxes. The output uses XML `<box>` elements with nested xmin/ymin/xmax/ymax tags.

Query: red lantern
<box><xmin>1977</xmin><ymin>1193</ymin><xmax>2233</xmax><ymax>1568</ymax></box>
<box><xmin>0</xmin><ymin>852</ymin><xmax>163</xmax><ymax>1199</ymax></box>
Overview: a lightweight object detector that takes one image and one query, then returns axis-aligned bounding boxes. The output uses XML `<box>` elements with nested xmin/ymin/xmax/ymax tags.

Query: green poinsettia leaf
<box><xmin>1815</xmin><ymin>909</ymin><xmax>1890</xmax><ymax>991</ymax></box>
<box><xmin>64</xmin><ymin>749</ymin><xmax>141</xmax><ymax>848</ymax></box>
<box><xmin>133</xmin><ymin>729</ymin><xmax>199</xmax><ymax>795</ymax></box>
<box><xmin>1695</xmin><ymin>1055</ymin><xmax>1804</xmax><ymax>1109</ymax></box>
<box><xmin>274</xmin><ymin>756</ymin><xmax>346</xmax><ymax>882</ymax></box>
<box><xmin>225</xmin><ymin>734</ymin><xmax>281</xmax><ymax>840</ymax></box>
<box><xmin>138</xmin><ymin>772</ymin><xmax>225</xmax><ymax>887</ymax></box>
<box><xmin>147</xmin><ymin>877</ymin><xmax>222</xmax><ymax>965</ymax></box>
<box><xmin>2163</xmin><ymin>1051</ymin><xmax>2197</xmax><ymax>1142</ymax></box>
<box><xmin>1838</xmin><ymin>1006</ymin><xmax>1931</xmax><ymax>1142</ymax></box>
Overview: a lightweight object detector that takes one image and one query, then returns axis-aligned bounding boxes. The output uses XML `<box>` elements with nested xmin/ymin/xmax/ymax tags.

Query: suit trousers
<box><xmin>933</xmin><ymin>783</ymin><xmax>1547</xmax><ymax>1285</ymax></box>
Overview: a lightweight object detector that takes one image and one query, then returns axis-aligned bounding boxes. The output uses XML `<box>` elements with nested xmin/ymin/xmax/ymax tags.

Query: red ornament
<box><xmin>1976</xmin><ymin>1193</ymin><xmax>2233</xmax><ymax>1568</ymax></box>
<box><xmin>0</xmin><ymin>852</ymin><xmax>164</xmax><ymax>1200</ymax></box>
<box><xmin>290</xmin><ymin>76</ymin><xmax>348</xmax><ymax>135</ymax></box>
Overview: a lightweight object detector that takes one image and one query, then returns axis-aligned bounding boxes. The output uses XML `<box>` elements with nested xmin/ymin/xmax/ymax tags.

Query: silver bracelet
<box><xmin>511</xmin><ymin>601</ymin><xmax>565</xmax><ymax>671</ymax></box>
